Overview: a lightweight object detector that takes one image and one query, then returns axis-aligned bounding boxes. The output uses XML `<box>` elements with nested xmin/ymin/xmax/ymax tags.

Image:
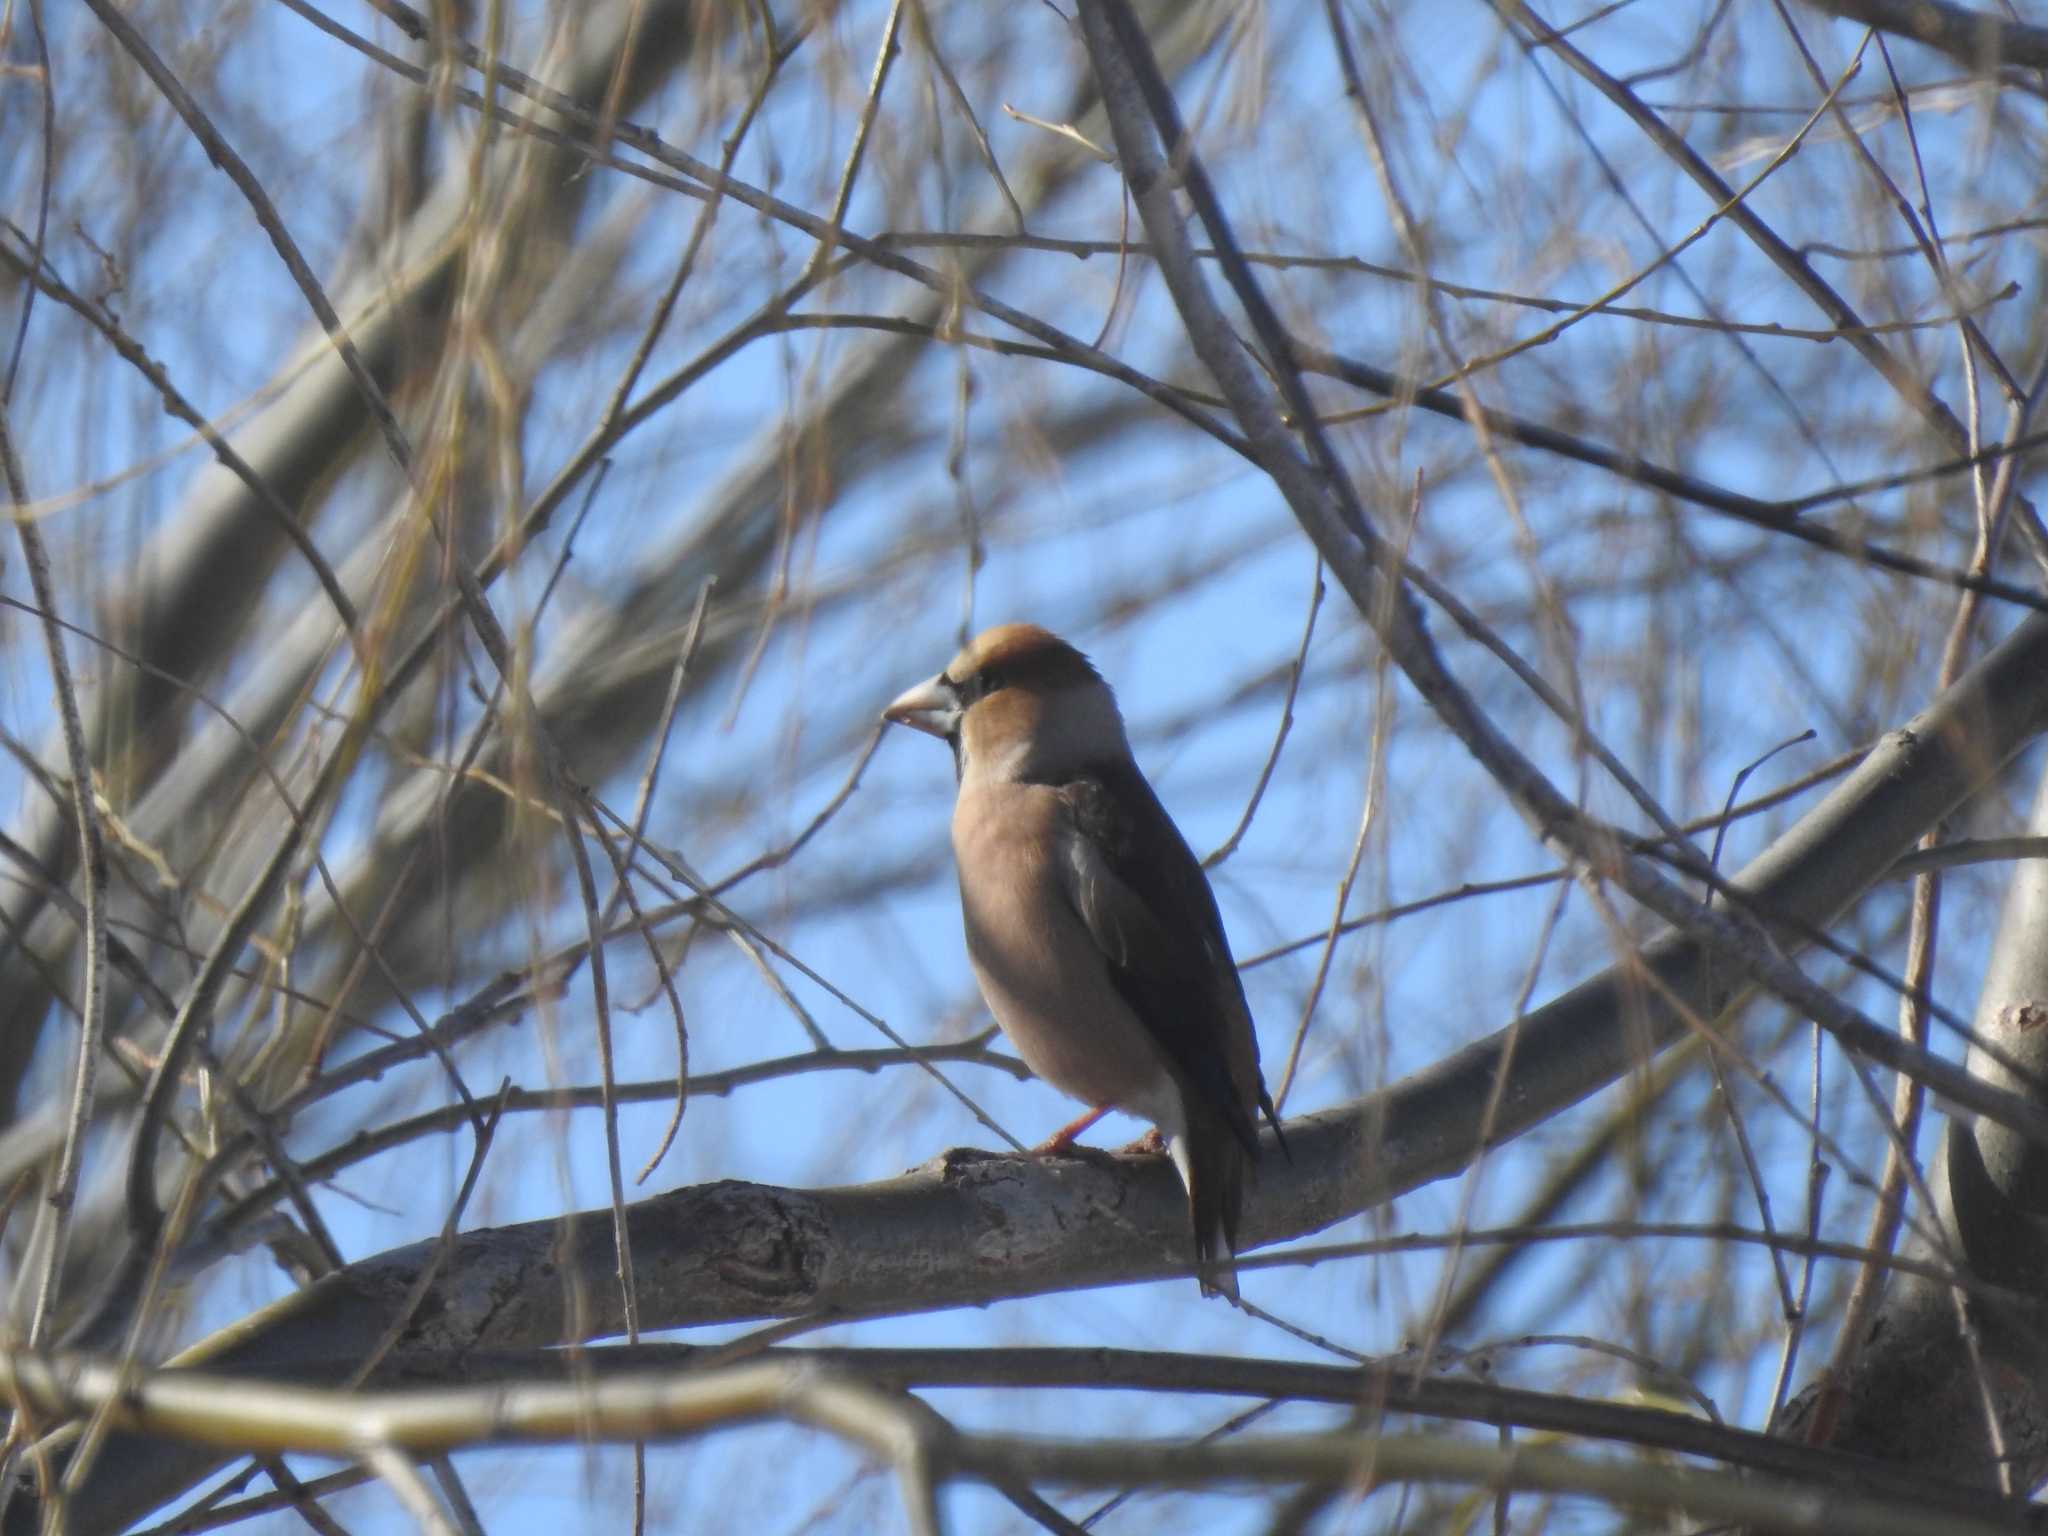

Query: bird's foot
<box><xmin>1030</xmin><ymin>1104</ymin><xmax>1111</xmax><ymax>1157</ymax></box>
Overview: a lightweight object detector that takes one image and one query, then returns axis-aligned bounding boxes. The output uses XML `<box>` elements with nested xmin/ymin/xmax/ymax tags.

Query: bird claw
<box><xmin>1030</xmin><ymin>1104</ymin><xmax>1111</xmax><ymax>1157</ymax></box>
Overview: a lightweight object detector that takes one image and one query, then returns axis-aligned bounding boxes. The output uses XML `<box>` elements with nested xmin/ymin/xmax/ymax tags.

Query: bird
<box><xmin>884</xmin><ymin>622</ymin><xmax>1286</xmax><ymax>1297</ymax></box>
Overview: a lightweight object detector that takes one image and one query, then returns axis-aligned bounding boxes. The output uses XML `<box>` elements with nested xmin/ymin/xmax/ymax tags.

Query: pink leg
<box><xmin>1032</xmin><ymin>1104</ymin><xmax>1110</xmax><ymax>1155</ymax></box>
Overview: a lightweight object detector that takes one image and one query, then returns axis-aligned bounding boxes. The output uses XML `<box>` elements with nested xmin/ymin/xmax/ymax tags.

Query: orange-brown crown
<box><xmin>943</xmin><ymin>624</ymin><xmax>1102</xmax><ymax>699</ymax></box>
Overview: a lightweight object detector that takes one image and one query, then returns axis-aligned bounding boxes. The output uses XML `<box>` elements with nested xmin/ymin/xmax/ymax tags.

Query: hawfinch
<box><xmin>884</xmin><ymin>623</ymin><xmax>1284</xmax><ymax>1297</ymax></box>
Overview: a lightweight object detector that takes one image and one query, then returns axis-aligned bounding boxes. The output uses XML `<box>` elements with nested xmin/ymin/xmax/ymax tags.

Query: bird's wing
<box><xmin>1048</xmin><ymin>763</ymin><xmax>1262</xmax><ymax>1157</ymax></box>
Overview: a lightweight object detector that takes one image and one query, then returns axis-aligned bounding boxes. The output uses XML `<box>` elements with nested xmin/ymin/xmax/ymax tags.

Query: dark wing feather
<box><xmin>1048</xmin><ymin>763</ymin><xmax>1265</xmax><ymax>1159</ymax></box>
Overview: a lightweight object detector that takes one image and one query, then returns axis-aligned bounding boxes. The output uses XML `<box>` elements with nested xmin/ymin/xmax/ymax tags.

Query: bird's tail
<box><xmin>1167</xmin><ymin>1108</ymin><xmax>1252</xmax><ymax>1300</ymax></box>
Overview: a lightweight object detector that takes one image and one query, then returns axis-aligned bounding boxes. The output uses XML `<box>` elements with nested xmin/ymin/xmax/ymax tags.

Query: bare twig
<box><xmin>0</xmin><ymin>416</ymin><xmax>107</xmax><ymax>1352</ymax></box>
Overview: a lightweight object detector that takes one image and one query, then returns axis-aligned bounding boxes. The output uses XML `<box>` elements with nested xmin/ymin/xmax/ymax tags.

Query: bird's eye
<box><xmin>954</xmin><ymin>669</ymin><xmax>996</xmax><ymax>707</ymax></box>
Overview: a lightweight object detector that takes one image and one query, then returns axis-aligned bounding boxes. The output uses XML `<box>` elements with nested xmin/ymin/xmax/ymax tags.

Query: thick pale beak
<box><xmin>883</xmin><ymin>673</ymin><xmax>959</xmax><ymax>738</ymax></box>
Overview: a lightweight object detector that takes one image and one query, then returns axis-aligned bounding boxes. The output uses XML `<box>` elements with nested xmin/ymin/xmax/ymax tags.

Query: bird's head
<box><xmin>884</xmin><ymin>623</ymin><xmax>1129</xmax><ymax>782</ymax></box>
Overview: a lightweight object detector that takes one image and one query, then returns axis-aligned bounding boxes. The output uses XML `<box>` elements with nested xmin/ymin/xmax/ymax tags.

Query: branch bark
<box><xmin>1776</xmin><ymin>760</ymin><xmax>2048</xmax><ymax>1487</ymax></box>
<box><xmin>2</xmin><ymin>1347</ymin><xmax>2035</xmax><ymax>1536</ymax></box>
<box><xmin>1800</xmin><ymin>0</ymin><xmax>2048</xmax><ymax>71</ymax></box>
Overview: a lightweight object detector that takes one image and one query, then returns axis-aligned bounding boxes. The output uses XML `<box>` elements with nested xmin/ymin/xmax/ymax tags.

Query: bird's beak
<box><xmin>883</xmin><ymin>672</ymin><xmax>959</xmax><ymax>738</ymax></box>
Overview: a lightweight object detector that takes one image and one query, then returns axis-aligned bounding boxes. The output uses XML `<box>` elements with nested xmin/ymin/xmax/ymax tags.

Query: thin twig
<box><xmin>0</xmin><ymin>415</ymin><xmax>107</xmax><ymax>1352</ymax></box>
<box><xmin>0</xmin><ymin>231</ymin><xmax>361</xmax><ymax>641</ymax></box>
<box><xmin>1205</xmin><ymin>557</ymin><xmax>1323</xmax><ymax>869</ymax></box>
<box><xmin>2</xmin><ymin>0</ymin><xmax>54</xmax><ymax>407</ymax></box>
<box><xmin>80</xmin><ymin>0</ymin><xmax>415</xmax><ymax>478</ymax></box>
<box><xmin>359</xmin><ymin>1444</ymin><xmax>458</xmax><ymax>1536</ymax></box>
